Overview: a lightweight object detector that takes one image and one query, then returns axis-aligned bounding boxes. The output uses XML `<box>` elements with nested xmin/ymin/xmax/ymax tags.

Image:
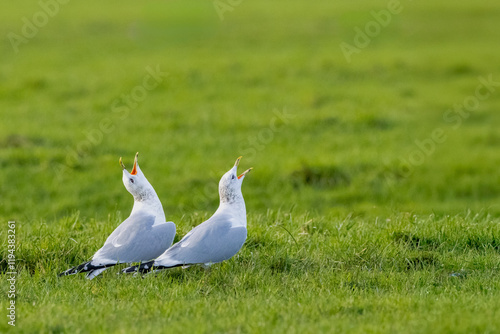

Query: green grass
<box><xmin>5</xmin><ymin>212</ymin><xmax>500</xmax><ymax>333</ymax></box>
<box><xmin>1</xmin><ymin>0</ymin><xmax>500</xmax><ymax>332</ymax></box>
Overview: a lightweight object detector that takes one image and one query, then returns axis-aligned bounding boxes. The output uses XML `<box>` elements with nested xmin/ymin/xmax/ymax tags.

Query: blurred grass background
<box><xmin>1</xmin><ymin>0</ymin><xmax>500</xmax><ymax>332</ymax></box>
<box><xmin>1</xmin><ymin>0</ymin><xmax>499</xmax><ymax>222</ymax></box>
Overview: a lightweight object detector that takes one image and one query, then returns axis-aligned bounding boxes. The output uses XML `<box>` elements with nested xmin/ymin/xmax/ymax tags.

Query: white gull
<box><xmin>59</xmin><ymin>152</ymin><xmax>176</xmax><ymax>279</ymax></box>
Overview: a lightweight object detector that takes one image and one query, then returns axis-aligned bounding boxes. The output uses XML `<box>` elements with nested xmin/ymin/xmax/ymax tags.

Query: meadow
<box><xmin>1</xmin><ymin>0</ymin><xmax>500</xmax><ymax>332</ymax></box>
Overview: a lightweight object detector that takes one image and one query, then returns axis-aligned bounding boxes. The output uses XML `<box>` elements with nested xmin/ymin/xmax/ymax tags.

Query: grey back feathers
<box><xmin>157</xmin><ymin>212</ymin><xmax>247</xmax><ymax>267</ymax></box>
<box><xmin>93</xmin><ymin>211</ymin><xmax>175</xmax><ymax>264</ymax></box>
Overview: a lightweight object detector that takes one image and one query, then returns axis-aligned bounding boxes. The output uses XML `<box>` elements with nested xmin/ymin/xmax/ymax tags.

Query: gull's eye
<box><xmin>231</xmin><ymin>175</ymin><xmax>235</xmax><ymax>180</ymax></box>
<box><xmin>130</xmin><ymin>178</ymin><xmax>135</xmax><ymax>183</ymax></box>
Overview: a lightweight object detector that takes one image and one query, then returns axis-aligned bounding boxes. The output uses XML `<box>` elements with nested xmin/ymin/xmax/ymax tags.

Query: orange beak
<box><xmin>131</xmin><ymin>152</ymin><xmax>139</xmax><ymax>175</ymax></box>
<box><xmin>238</xmin><ymin>167</ymin><xmax>253</xmax><ymax>179</ymax></box>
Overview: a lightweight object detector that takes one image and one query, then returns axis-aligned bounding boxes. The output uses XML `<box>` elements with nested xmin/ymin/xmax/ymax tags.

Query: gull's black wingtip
<box><xmin>58</xmin><ymin>263</ymin><xmax>87</xmax><ymax>277</ymax></box>
<box><xmin>121</xmin><ymin>265</ymin><xmax>139</xmax><ymax>274</ymax></box>
<box><xmin>59</xmin><ymin>261</ymin><xmax>115</xmax><ymax>277</ymax></box>
<box><xmin>122</xmin><ymin>260</ymin><xmax>155</xmax><ymax>274</ymax></box>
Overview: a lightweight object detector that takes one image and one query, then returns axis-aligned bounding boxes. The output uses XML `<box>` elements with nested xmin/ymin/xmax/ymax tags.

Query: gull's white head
<box><xmin>120</xmin><ymin>152</ymin><xmax>154</xmax><ymax>202</ymax></box>
<box><xmin>219</xmin><ymin>156</ymin><xmax>252</xmax><ymax>204</ymax></box>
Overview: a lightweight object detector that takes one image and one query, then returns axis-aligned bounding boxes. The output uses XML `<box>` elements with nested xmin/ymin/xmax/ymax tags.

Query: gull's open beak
<box><xmin>234</xmin><ymin>156</ymin><xmax>252</xmax><ymax>179</ymax></box>
<box><xmin>234</xmin><ymin>156</ymin><xmax>242</xmax><ymax>167</ymax></box>
<box><xmin>119</xmin><ymin>157</ymin><xmax>126</xmax><ymax>170</ymax></box>
<box><xmin>131</xmin><ymin>152</ymin><xmax>139</xmax><ymax>175</ymax></box>
<box><xmin>238</xmin><ymin>167</ymin><xmax>253</xmax><ymax>179</ymax></box>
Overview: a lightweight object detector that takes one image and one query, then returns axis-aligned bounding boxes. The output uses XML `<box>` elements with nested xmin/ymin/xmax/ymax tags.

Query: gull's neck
<box><xmin>217</xmin><ymin>193</ymin><xmax>247</xmax><ymax>227</ymax></box>
<box><xmin>131</xmin><ymin>187</ymin><xmax>165</xmax><ymax>225</ymax></box>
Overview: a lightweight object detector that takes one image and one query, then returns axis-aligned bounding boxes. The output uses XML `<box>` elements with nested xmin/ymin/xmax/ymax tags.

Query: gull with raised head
<box><xmin>122</xmin><ymin>156</ymin><xmax>252</xmax><ymax>274</ymax></box>
<box><xmin>59</xmin><ymin>153</ymin><xmax>176</xmax><ymax>279</ymax></box>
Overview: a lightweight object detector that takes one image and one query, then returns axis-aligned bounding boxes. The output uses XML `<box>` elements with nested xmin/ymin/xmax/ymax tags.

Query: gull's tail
<box><xmin>59</xmin><ymin>261</ymin><xmax>114</xmax><ymax>279</ymax></box>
